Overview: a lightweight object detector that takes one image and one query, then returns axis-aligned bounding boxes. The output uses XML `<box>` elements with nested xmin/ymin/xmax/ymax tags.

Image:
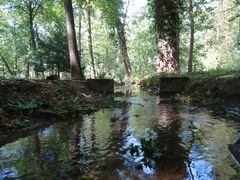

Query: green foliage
<box><xmin>171</xmin><ymin>93</ymin><xmax>192</xmax><ymax>103</ymax></box>
<box><xmin>140</xmin><ymin>138</ymin><xmax>163</xmax><ymax>160</ymax></box>
<box><xmin>58</xmin><ymin>96</ymin><xmax>96</xmax><ymax>112</ymax></box>
<box><xmin>140</xmin><ymin>74</ymin><xmax>159</xmax><ymax>87</ymax></box>
<box><xmin>57</xmin><ymin>95</ymin><xmax>128</xmax><ymax>113</ymax></box>
<box><xmin>127</xmin><ymin>137</ymin><xmax>163</xmax><ymax>170</ymax></box>
<box><xmin>227</xmin><ymin>111</ymin><xmax>240</xmax><ymax>120</ymax></box>
<box><xmin>97</xmin><ymin>71</ymin><xmax>106</xmax><ymax>79</ymax></box>
<box><xmin>0</xmin><ymin>0</ymin><xmax>240</xmax><ymax>80</ymax></box>
<box><xmin>14</xmin><ymin>118</ymin><xmax>31</xmax><ymax>127</ymax></box>
<box><xmin>208</xmin><ymin>98</ymin><xmax>224</xmax><ymax>106</ymax></box>
<box><xmin>7</xmin><ymin>96</ymin><xmax>49</xmax><ymax>110</ymax></box>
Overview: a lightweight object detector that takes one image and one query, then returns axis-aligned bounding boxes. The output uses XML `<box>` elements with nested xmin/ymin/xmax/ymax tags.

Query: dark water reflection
<box><xmin>1</xmin><ymin>89</ymin><xmax>240</xmax><ymax>179</ymax></box>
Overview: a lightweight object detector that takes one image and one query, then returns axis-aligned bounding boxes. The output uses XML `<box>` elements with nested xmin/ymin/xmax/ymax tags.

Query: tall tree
<box><xmin>86</xmin><ymin>0</ymin><xmax>96</xmax><ymax>78</ymax></box>
<box><xmin>153</xmin><ymin>0</ymin><xmax>180</xmax><ymax>73</ymax></box>
<box><xmin>64</xmin><ymin>0</ymin><xmax>84</xmax><ymax>80</ymax></box>
<box><xmin>16</xmin><ymin>0</ymin><xmax>42</xmax><ymax>78</ymax></box>
<box><xmin>116</xmin><ymin>17</ymin><xmax>132</xmax><ymax>78</ymax></box>
<box><xmin>78</xmin><ymin>9</ymin><xmax>82</xmax><ymax>61</ymax></box>
<box><xmin>116</xmin><ymin>0</ymin><xmax>132</xmax><ymax>78</ymax></box>
<box><xmin>95</xmin><ymin>0</ymin><xmax>132</xmax><ymax>78</ymax></box>
<box><xmin>188</xmin><ymin>0</ymin><xmax>194</xmax><ymax>72</ymax></box>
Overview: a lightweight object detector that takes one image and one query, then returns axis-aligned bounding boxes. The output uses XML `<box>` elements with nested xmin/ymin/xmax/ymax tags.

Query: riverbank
<box><xmin>0</xmin><ymin>79</ymin><xmax>125</xmax><ymax>145</ymax></box>
<box><xmin>140</xmin><ymin>72</ymin><xmax>240</xmax><ymax>102</ymax></box>
<box><xmin>140</xmin><ymin>72</ymin><xmax>240</xmax><ymax>120</ymax></box>
<box><xmin>1</xmin><ymin>88</ymin><xmax>240</xmax><ymax>179</ymax></box>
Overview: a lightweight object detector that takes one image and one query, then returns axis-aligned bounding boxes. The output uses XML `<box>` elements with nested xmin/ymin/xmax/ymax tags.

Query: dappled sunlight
<box><xmin>1</xmin><ymin>90</ymin><xmax>240</xmax><ymax>178</ymax></box>
<box><xmin>1</xmin><ymin>0</ymin><xmax>240</xmax><ymax>179</ymax></box>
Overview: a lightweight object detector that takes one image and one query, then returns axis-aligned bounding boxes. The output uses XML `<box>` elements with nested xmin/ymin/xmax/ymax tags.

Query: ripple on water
<box><xmin>0</xmin><ymin>89</ymin><xmax>240</xmax><ymax>179</ymax></box>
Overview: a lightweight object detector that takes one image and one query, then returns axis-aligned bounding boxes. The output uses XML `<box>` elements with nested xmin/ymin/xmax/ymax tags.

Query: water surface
<box><xmin>0</xmin><ymin>89</ymin><xmax>240</xmax><ymax>179</ymax></box>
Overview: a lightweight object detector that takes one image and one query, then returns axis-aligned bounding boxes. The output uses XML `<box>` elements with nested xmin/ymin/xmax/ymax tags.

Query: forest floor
<box><xmin>0</xmin><ymin>79</ymin><xmax>125</xmax><ymax>145</ymax></box>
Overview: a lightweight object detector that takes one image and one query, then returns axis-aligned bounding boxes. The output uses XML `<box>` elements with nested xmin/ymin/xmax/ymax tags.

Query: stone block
<box><xmin>87</xmin><ymin>79</ymin><xmax>114</xmax><ymax>93</ymax></box>
<box><xmin>159</xmin><ymin>77</ymin><xmax>189</xmax><ymax>95</ymax></box>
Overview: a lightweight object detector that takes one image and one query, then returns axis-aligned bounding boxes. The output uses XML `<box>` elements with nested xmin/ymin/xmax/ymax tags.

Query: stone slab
<box><xmin>159</xmin><ymin>77</ymin><xmax>189</xmax><ymax>95</ymax></box>
<box><xmin>87</xmin><ymin>79</ymin><xmax>114</xmax><ymax>93</ymax></box>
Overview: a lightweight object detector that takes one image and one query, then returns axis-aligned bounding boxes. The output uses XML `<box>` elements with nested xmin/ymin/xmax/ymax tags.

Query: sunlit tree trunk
<box><xmin>28</xmin><ymin>4</ymin><xmax>36</xmax><ymax>79</ymax></box>
<box><xmin>86</xmin><ymin>1</ymin><xmax>96</xmax><ymax>78</ymax></box>
<box><xmin>155</xmin><ymin>0</ymin><xmax>180</xmax><ymax>73</ymax></box>
<box><xmin>13</xmin><ymin>22</ymin><xmax>18</xmax><ymax>75</ymax></box>
<box><xmin>188</xmin><ymin>0</ymin><xmax>194</xmax><ymax>73</ymax></box>
<box><xmin>116</xmin><ymin>18</ymin><xmax>132</xmax><ymax>78</ymax></box>
<box><xmin>64</xmin><ymin>0</ymin><xmax>84</xmax><ymax>80</ymax></box>
<box><xmin>78</xmin><ymin>11</ymin><xmax>82</xmax><ymax>59</ymax></box>
<box><xmin>35</xmin><ymin>25</ymin><xmax>45</xmax><ymax>78</ymax></box>
<box><xmin>216</xmin><ymin>0</ymin><xmax>222</xmax><ymax>69</ymax></box>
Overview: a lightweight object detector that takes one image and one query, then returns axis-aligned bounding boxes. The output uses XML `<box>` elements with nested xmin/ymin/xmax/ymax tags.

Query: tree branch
<box><xmin>33</xmin><ymin>3</ymin><xmax>42</xmax><ymax>19</ymax></box>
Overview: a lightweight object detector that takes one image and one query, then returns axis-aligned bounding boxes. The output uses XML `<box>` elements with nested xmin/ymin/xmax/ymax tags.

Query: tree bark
<box><xmin>27</xmin><ymin>10</ymin><xmax>36</xmax><ymax>79</ymax></box>
<box><xmin>64</xmin><ymin>0</ymin><xmax>84</xmax><ymax>80</ymax></box>
<box><xmin>116</xmin><ymin>18</ymin><xmax>132</xmax><ymax>78</ymax></box>
<box><xmin>29</xmin><ymin>13</ymin><xmax>36</xmax><ymax>50</ymax></box>
<box><xmin>188</xmin><ymin>0</ymin><xmax>194</xmax><ymax>73</ymax></box>
<box><xmin>87</xmin><ymin>3</ymin><xmax>96</xmax><ymax>78</ymax></box>
<box><xmin>78</xmin><ymin>11</ymin><xmax>82</xmax><ymax>59</ymax></box>
<box><xmin>155</xmin><ymin>0</ymin><xmax>180</xmax><ymax>73</ymax></box>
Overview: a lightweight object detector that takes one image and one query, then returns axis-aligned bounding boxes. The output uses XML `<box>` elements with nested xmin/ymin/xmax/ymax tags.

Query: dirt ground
<box><xmin>0</xmin><ymin>79</ymin><xmax>118</xmax><ymax>145</ymax></box>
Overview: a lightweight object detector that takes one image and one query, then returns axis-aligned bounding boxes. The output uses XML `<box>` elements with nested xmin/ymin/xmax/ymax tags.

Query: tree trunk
<box><xmin>155</xmin><ymin>0</ymin><xmax>180</xmax><ymax>73</ymax></box>
<box><xmin>0</xmin><ymin>52</ymin><xmax>14</xmax><ymax>76</ymax></box>
<box><xmin>87</xmin><ymin>3</ymin><xmax>96</xmax><ymax>79</ymax></box>
<box><xmin>36</xmin><ymin>25</ymin><xmax>45</xmax><ymax>79</ymax></box>
<box><xmin>26</xmin><ymin>11</ymin><xmax>36</xmax><ymax>79</ymax></box>
<box><xmin>13</xmin><ymin>23</ymin><xmax>18</xmax><ymax>74</ymax></box>
<box><xmin>116</xmin><ymin>18</ymin><xmax>132</xmax><ymax>78</ymax></box>
<box><xmin>78</xmin><ymin>12</ymin><xmax>82</xmax><ymax>59</ymax></box>
<box><xmin>64</xmin><ymin>0</ymin><xmax>84</xmax><ymax>80</ymax></box>
<box><xmin>188</xmin><ymin>0</ymin><xmax>194</xmax><ymax>73</ymax></box>
<box><xmin>29</xmin><ymin>14</ymin><xmax>36</xmax><ymax>50</ymax></box>
<box><xmin>21</xmin><ymin>0</ymin><xmax>42</xmax><ymax>79</ymax></box>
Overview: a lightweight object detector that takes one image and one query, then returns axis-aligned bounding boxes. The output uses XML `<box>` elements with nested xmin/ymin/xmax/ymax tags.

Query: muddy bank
<box><xmin>0</xmin><ymin>79</ymin><xmax>125</xmax><ymax>145</ymax></box>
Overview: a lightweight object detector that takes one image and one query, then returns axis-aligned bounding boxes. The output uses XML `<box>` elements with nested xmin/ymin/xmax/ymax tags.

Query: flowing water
<box><xmin>0</xmin><ymin>89</ymin><xmax>240</xmax><ymax>179</ymax></box>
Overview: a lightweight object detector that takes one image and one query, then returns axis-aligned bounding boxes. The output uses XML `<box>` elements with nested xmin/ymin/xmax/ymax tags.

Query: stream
<box><xmin>0</xmin><ymin>89</ymin><xmax>240</xmax><ymax>179</ymax></box>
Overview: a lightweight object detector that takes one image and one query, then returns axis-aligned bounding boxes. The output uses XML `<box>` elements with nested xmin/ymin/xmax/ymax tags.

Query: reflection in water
<box><xmin>0</xmin><ymin>89</ymin><xmax>240</xmax><ymax>179</ymax></box>
<box><xmin>70</xmin><ymin>123</ymin><xmax>81</xmax><ymax>164</ymax></box>
<box><xmin>155</xmin><ymin>104</ymin><xmax>187</xmax><ymax>179</ymax></box>
<box><xmin>125</xmin><ymin>89</ymin><xmax>132</xmax><ymax>97</ymax></box>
